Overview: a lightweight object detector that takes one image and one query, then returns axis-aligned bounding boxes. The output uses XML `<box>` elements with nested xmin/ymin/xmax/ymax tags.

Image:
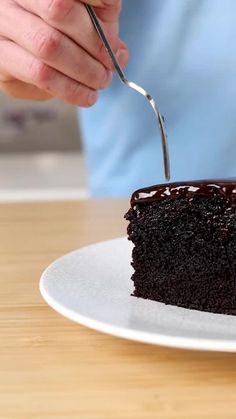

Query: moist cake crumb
<box><xmin>125</xmin><ymin>180</ymin><xmax>236</xmax><ymax>315</ymax></box>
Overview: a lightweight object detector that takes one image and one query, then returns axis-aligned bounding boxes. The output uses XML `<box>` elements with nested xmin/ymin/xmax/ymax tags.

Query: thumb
<box><xmin>80</xmin><ymin>0</ymin><xmax>128</xmax><ymax>69</ymax></box>
<box><xmin>80</xmin><ymin>0</ymin><xmax>122</xmax><ymax>35</ymax></box>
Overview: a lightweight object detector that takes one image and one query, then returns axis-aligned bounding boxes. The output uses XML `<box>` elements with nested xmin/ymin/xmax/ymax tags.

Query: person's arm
<box><xmin>0</xmin><ymin>0</ymin><xmax>128</xmax><ymax>106</ymax></box>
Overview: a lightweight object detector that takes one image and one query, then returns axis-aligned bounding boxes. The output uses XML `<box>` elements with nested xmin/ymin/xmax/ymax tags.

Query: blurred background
<box><xmin>0</xmin><ymin>94</ymin><xmax>89</xmax><ymax>202</ymax></box>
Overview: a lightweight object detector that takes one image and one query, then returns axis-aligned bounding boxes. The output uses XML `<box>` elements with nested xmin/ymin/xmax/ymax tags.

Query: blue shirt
<box><xmin>80</xmin><ymin>0</ymin><xmax>236</xmax><ymax>197</ymax></box>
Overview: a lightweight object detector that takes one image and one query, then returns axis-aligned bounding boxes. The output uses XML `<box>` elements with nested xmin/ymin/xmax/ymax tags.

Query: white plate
<box><xmin>40</xmin><ymin>237</ymin><xmax>236</xmax><ymax>352</ymax></box>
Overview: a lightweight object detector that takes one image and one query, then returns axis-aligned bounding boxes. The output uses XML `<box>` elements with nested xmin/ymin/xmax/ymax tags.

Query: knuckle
<box><xmin>47</xmin><ymin>0</ymin><xmax>73</xmax><ymax>22</ymax></box>
<box><xmin>29</xmin><ymin>60</ymin><xmax>51</xmax><ymax>84</ymax></box>
<box><xmin>32</xmin><ymin>28</ymin><xmax>61</xmax><ymax>59</ymax></box>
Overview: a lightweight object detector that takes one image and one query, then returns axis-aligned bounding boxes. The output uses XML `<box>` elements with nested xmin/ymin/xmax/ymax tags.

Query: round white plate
<box><xmin>40</xmin><ymin>237</ymin><xmax>236</xmax><ymax>352</ymax></box>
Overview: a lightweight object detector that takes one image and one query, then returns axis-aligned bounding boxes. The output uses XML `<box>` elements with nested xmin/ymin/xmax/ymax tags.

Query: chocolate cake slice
<box><xmin>125</xmin><ymin>180</ymin><xmax>236</xmax><ymax>315</ymax></box>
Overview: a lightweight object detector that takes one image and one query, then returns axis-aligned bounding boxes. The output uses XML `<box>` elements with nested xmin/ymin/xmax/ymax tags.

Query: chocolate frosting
<box><xmin>131</xmin><ymin>179</ymin><xmax>236</xmax><ymax>206</ymax></box>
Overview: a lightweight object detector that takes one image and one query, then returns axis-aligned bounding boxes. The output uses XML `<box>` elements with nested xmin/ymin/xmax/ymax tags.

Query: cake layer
<box><xmin>126</xmin><ymin>180</ymin><xmax>236</xmax><ymax>315</ymax></box>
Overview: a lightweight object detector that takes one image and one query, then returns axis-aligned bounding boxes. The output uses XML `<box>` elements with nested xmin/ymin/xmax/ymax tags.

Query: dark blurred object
<box><xmin>3</xmin><ymin>108</ymin><xmax>57</xmax><ymax>130</ymax></box>
<box><xmin>0</xmin><ymin>95</ymin><xmax>81</xmax><ymax>153</ymax></box>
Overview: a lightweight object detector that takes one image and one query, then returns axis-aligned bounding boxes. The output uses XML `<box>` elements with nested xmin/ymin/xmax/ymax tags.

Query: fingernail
<box><xmin>88</xmin><ymin>90</ymin><xmax>97</xmax><ymax>106</ymax></box>
<box><xmin>116</xmin><ymin>49</ymin><xmax>128</xmax><ymax>68</ymax></box>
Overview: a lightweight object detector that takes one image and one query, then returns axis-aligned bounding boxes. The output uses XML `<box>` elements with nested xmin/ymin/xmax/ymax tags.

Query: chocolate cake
<box><xmin>125</xmin><ymin>180</ymin><xmax>236</xmax><ymax>315</ymax></box>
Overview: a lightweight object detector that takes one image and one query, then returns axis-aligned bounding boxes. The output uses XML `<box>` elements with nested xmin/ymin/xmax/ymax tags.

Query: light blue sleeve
<box><xmin>80</xmin><ymin>0</ymin><xmax>236</xmax><ymax>197</ymax></box>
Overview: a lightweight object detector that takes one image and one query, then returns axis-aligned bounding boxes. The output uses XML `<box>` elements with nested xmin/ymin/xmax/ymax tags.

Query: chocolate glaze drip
<box><xmin>131</xmin><ymin>179</ymin><xmax>236</xmax><ymax>206</ymax></box>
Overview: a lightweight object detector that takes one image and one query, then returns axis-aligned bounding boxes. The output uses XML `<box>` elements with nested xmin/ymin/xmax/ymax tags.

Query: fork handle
<box><xmin>85</xmin><ymin>4</ymin><xmax>126</xmax><ymax>84</ymax></box>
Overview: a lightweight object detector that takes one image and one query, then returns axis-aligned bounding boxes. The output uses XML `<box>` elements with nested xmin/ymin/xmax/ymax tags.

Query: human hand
<box><xmin>0</xmin><ymin>0</ymin><xmax>128</xmax><ymax>106</ymax></box>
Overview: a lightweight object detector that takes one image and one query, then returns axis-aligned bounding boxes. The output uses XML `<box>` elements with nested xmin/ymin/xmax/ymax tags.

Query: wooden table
<box><xmin>1</xmin><ymin>200</ymin><xmax>236</xmax><ymax>419</ymax></box>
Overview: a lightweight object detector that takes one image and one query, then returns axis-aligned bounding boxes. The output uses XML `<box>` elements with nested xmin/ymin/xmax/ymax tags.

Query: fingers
<box><xmin>0</xmin><ymin>0</ymin><xmax>127</xmax><ymax>105</ymax></box>
<box><xmin>1</xmin><ymin>2</ymin><xmax>113</xmax><ymax>91</ymax></box>
<box><xmin>13</xmin><ymin>0</ymin><xmax>128</xmax><ymax>70</ymax></box>
<box><xmin>0</xmin><ymin>39</ymin><xmax>98</xmax><ymax>107</ymax></box>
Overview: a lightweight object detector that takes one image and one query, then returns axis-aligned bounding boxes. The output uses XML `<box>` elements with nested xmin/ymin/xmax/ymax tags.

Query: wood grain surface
<box><xmin>0</xmin><ymin>199</ymin><xmax>236</xmax><ymax>419</ymax></box>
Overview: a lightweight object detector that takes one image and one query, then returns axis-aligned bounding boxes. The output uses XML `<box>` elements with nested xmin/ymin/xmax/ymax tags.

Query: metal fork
<box><xmin>86</xmin><ymin>4</ymin><xmax>170</xmax><ymax>181</ymax></box>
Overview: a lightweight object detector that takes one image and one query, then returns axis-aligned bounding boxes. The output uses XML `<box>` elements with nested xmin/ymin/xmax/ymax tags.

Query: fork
<box><xmin>86</xmin><ymin>4</ymin><xmax>170</xmax><ymax>181</ymax></box>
